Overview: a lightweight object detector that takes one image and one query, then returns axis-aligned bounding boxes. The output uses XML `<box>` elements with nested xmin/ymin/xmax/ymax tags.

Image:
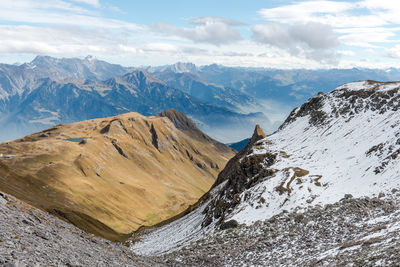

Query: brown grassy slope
<box><xmin>0</xmin><ymin>110</ymin><xmax>235</xmax><ymax>241</ymax></box>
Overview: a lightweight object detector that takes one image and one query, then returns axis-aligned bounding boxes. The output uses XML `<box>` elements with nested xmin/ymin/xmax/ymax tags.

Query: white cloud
<box><xmin>256</xmin><ymin>0</ymin><xmax>400</xmax><ymax>64</ymax></box>
<box><xmin>336</xmin><ymin>26</ymin><xmax>400</xmax><ymax>48</ymax></box>
<box><xmin>1</xmin><ymin>0</ymin><xmax>92</xmax><ymax>14</ymax></box>
<box><xmin>141</xmin><ymin>43</ymin><xmax>180</xmax><ymax>53</ymax></box>
<box><xmin>258</xmin><ymin>1</ymin><xmax>393</xmax><ymax>28</ymax></box>
<box><xmin>1</xmin><ymin>0</ymin><xmax>400</xmax><ymax>69</ymax></box>
<box><xmin>358</xmin><ymin>0</ymin><xmax>400</xmax><ymax>11</ymax></box>
<box><xmin>338</xmin><ymin>50</ymin><xmax>356</xmax><ymax>56</ymax></box>
<box><xmin>385</xmin><ymin>44</ymin><xmax>400</xmax><ymax>58</ymax></box>
<box><xmin>252</xmin><ymin>22</ymin><xmax>339</xmax><ymax>63</ymax></box>
<box><xmin>188</xmin><ymin>16</ymin><xmax>246</xmax><ymax>26</ymax></box>
<box><xmin>0</xmin><ymin>0</ymin><xmax>141</xmax><ymax>29</ymax></box>
<box><xmin>70</xmin><ymin>0</ymin><xmax>100</xmax><ymax>8</ymax></box>
<box><xmin>339</xmin><ymin>32</ymin><xmax>395</xmax><ymax>47</ymax></box>
<box><xmin>290</xmin><ymin>22</ymin><xmax>339</xmax><ymax>49</ymax></box>
<box><xmin>118</xmin><ymin>45</ymin><xmax>137</xmax><ymax>54</ymax></box>
<box><xmin>151</xmin><ymin>17</ymin><xmax>243</xmax><ymax>45</ymax></box>
<box><xmin>0</xmin><ymin>25</ymin><xmax>112</xmax><ymax>55</ymax></box>
<box><xmin>258</xmin><ymin>1</ymin><xmax>356</xmax><ymax>26</ymax></box>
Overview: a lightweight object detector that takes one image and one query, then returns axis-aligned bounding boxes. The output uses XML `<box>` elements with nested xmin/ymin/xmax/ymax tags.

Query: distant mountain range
<box><xmin>0</xmin><ymin>56</ymin><xmax>268</xmax><ymax>142</ymax></box>
<box><xmin>2</xmin><ymin>56</ymin><xmax>400</xmax><ymax>143</ymax></box>
<box><xmin>149</xmin><ymin>62</ymin><xmax>400</xmax><ymax>105</ymax></box>
<box><xmin>227</xmin><ymin>138</ymin><xmax>250</xmax><ymax>151</ymax></box>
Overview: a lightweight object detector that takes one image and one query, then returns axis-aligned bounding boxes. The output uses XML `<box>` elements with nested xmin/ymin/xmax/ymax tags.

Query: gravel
<box><xmin>0</xmin><ymin>192</ymin><xmax>159</xmax><ymax>266</ymax></box>
<box><xmin>153</xmin><ymin>192</ymin><xmax>400</xmax><ymax>266</ymax></box>
<box><xmin>2</xmin><ymin>189</ymin><xmax>399</xmax><ymax>266</ymax></box>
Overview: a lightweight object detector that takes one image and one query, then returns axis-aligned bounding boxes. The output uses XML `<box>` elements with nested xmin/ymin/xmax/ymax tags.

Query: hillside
<box><xmin>132</xmin><ymin>80</ymin><xmax>400</xmax><ymax>265</ymax></box>
<box><xmin>0</xmin><ymin>109</ymin><xmax>235</xmax><ymax>240</ymax></box>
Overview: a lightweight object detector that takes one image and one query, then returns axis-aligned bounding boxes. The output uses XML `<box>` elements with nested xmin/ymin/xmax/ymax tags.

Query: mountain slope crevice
<box><xmin>150</xmin><ymin>124</ymin><xmax>159</xmax><ymax>151</ymax></box>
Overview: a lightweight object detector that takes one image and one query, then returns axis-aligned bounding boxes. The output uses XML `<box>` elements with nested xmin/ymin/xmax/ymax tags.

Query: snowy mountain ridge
<box><xmin>204</xmin><ymin>79</ymin><xmax>400</xmax><ymax>226</ymax></box>
<box><xmin>132</xmin><ymin>80</ymin><xmax>400</xmax><ymax>255</ymax></box>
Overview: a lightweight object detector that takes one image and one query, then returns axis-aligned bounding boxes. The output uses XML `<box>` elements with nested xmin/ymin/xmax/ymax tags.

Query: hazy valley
<box><xmin>3</xmin><ymin>56</ymin><xmax>400</xmax><ymax>144</ymax></box>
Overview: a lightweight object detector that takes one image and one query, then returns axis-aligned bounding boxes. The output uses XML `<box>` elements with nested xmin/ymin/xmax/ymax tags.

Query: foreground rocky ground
<box><xmin>152</xmin><ymin>191</ymin><xmax>400</xmax><ymax>266</ymax></box>
<box><xmin>0</xmin><ymin>192</ymin><xmax>157</xmax><ymax>266</ymax></box>
<box><xmin>2</xmin><ymin>188</ymin><xmax>400</xmax><ymax>266</ymax></box>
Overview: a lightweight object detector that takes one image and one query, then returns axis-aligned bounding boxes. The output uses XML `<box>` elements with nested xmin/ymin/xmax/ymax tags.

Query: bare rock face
<box><xmin>213</xmin><ymin>124</ymin><xmax>267</xmax><ymax>187</ymax></box>
<box><xmin>202</xmin><ymin>125</ymin><xmax>271</xmax><ymax>227</ymax></box>
<box><xmin>219</xmin><ymin>219</ymin><xmax>239</xmax><ymax>230</ymax></box>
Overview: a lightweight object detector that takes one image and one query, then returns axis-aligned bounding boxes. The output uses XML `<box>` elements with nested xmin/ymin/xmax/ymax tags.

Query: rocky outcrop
<box><xmin>201</xmin><ymin>81</ymin><xmax>400</xmax><ymax>229</ymax></box>
<box><xmin>150</xmin><ymin>124</ymin><xmax>159</xmax><ymax>150</ymax></box>
<box><xmin>202</xmin><ymin>125</ymin><xmax>271</xmax><ymax>227</ymax></box>
<box><xmin>111</xmin><ymin>139</ymin><xmax>129</xmax><ymax>159</ymax></box>
<box><xmin>213</xmin><ymin>124</ymin><xmax>267</xmax><ymax>187</ymax></box>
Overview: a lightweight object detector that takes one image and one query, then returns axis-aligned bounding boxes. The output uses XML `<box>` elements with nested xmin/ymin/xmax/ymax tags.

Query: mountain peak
<box><xmin>211</xmin><ymin>124</ymin><xmax>267</xmax><ymax>188</ymax></box>
<box><xmin>31</xmin><ymin>55</ymin><xmax>55</xmax><ymax>64</ymax></box>
<box><xmin>157</xmin><ymin>109</ymin><xmax>199</xmax><ymax>132</ymax></box>
<box><xmin>239</xmin><ymin>124</ymin><xmax>266</xmax><ymax>155</ymax></box>
<box><xmin>120</xmin><ymin>70</ymin><xmax>165</xmax><ymax>87</ymax></box>
<box><xmin>85</xmin><ymin>55</ymin><xmax>96</xmax><ymax>62</ymax></box>
<box><xmin>281</xmin><ymin>80</ymin><xmax>400</xmax><ymax>131</ymax></box>
<box><xmin>253</xmin><ymin>124</ymin><xmax>266</xmax><ymax>140</ymax></box>
<box><xmin>336</xmin><ymin>80</ymin><xmax>400</xmax><ymax>93</ymax></box>
<box><xmin>170</xmin><ymin>62</ymin><xmax>198</xmax><ymax>73</ymax></box>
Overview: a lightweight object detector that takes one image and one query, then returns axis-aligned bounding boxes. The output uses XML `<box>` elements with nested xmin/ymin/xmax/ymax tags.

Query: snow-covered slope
<box><xmin>132</xmin><ymin>80</ymin><xmax>400</xmax><ymax>255</ymax></box>
<box><xmin>130</xmin><ymin>183</ymin><xmax>226</xmax><ymax>256</ymax></box>
<box><xmin>205</xmin><ymin>80</ymin><xmax>400</xmax><ymax>226</ymax></box>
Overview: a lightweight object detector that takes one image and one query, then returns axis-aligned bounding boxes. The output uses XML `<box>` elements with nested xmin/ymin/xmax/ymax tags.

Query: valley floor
<box><xmin>149</xmin><ymin>191</ymin><xmax>400</xmax><ymax>266</ymax></box>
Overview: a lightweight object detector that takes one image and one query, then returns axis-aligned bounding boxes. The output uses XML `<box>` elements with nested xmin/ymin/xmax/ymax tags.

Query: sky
<box><xmin>1</xmin><ymin>0</ymin><xmax>400</xmax><ymax>69</ymax></box>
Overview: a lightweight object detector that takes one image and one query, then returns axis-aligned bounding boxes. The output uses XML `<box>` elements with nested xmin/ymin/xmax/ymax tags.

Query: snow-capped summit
<box><xmin>84</xmin><ymin>55</ymin><xmax>97</xmax><ymax>62</ymax></box>
<box><xmin>336</xmin><ymin>80</ymin><xmax>400</xmax><ymax>92</ymax></box>
<box><xmin>172</xmin><ymin>62</ymin><xmax>198</xmax><ymax>73</ymax></box>
<box><xmin>154</xmin><ymin>62</ymin><xmax>199</xmax><ymax>74</ymax></box>
<box><xmin>204</xmin><ymin>80</ymin><xmax>400</xmax><ymax>226</ymax></box>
